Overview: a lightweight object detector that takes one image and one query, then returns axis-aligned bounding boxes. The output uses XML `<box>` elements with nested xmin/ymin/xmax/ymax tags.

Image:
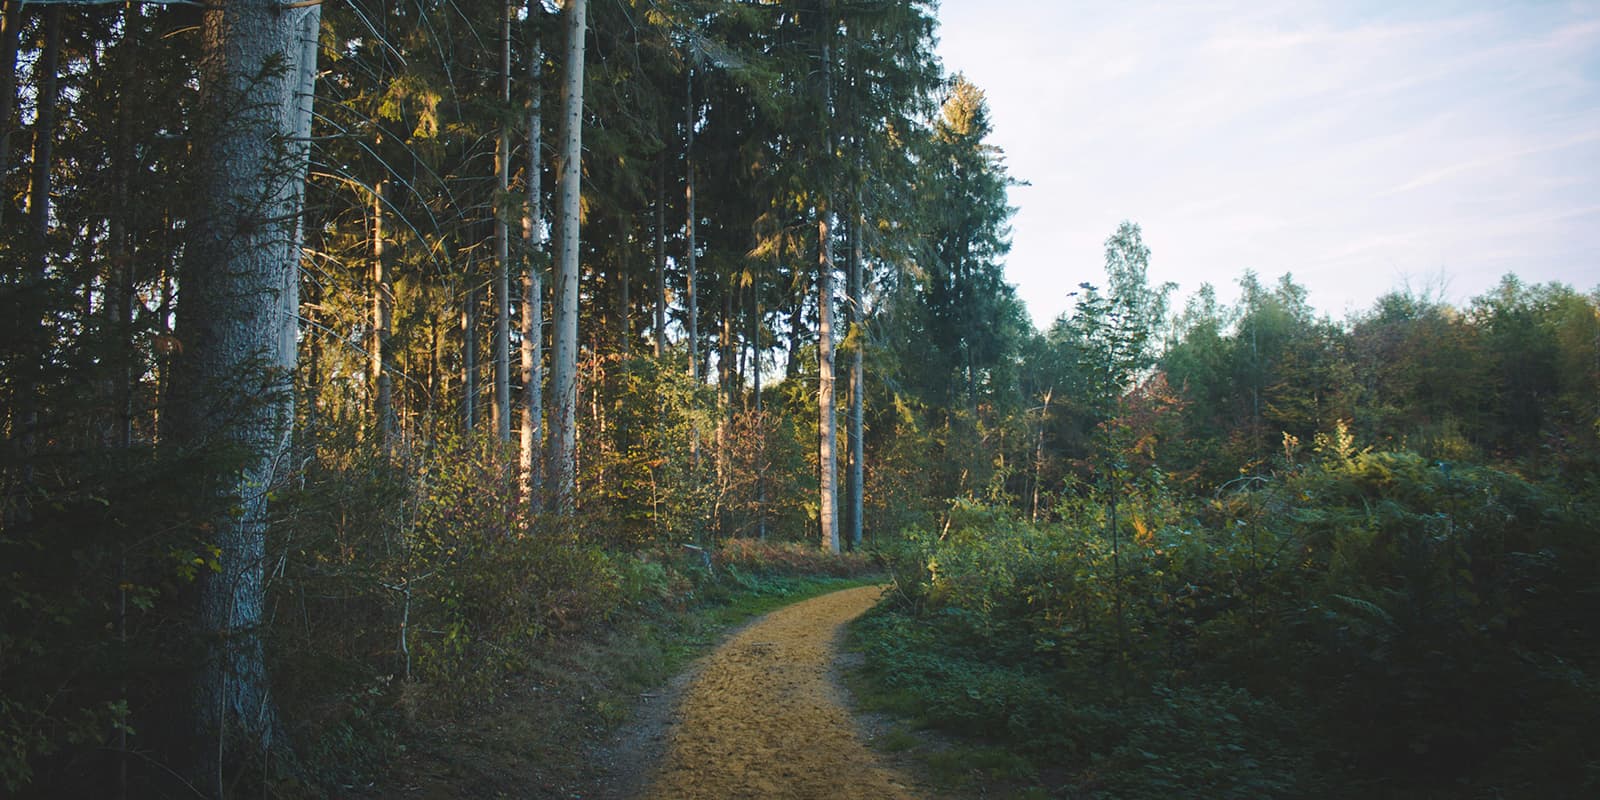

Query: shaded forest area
<box><xmin>1</xmin><ymin>0</ymin><xmax>1597</xmax><ymax>797</ymax></box>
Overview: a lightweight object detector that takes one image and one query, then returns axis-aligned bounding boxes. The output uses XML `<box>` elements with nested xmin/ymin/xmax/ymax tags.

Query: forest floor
<box><xmin>596</xmin><ymin>584</ymin><xmax>929</xmax><ymax>800</ymax></box>
<box><xmin>372</xmin><ymin>580</ymin><xmax>950</xmax><ymax>799</ymax></box>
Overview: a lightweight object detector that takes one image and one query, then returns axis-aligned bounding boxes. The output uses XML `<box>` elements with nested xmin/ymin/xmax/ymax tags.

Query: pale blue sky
<box><xmin>934</xmin><ymin>0</ymin><xmax>1600</xmax><ymax>327</ymax></box>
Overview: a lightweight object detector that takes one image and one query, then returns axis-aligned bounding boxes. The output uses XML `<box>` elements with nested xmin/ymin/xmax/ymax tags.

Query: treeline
<box><xmin>855</xmin><ymin>225</ymin><xmax>1600</xmax><ymax>797</ymax></box>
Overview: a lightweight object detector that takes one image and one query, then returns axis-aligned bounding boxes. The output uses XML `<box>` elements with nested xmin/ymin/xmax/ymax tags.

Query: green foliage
<box><xmin>854</xmin><ymin>440</ymin><xmax>1600</xmax><ymax>797</ymax></box>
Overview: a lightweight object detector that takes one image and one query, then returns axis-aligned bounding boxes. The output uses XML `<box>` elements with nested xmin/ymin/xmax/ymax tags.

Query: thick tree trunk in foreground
<box><xmin>167</xmin><ymin>0</ymin><xmax>320</xmax><ymax>789</ymax></box>
<box><xmin>549</xmin><ymin>0</ymin><xmax>587</xmax><ymax>513</ymax></box>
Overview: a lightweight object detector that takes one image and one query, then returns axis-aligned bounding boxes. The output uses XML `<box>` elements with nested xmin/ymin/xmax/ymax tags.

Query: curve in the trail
<box><xmin>640</xmin><ymin>584</ymin><xmax>919</xmax><ymax>800</ymax></box>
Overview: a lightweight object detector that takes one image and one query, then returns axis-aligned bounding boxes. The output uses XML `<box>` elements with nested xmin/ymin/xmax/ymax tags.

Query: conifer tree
<box><xmin>165</xmin><ymin>0</ymin><xmax>321</xmax><ymax>785</ymax></box>
<box><xmin>549</xmin><ymin>0</ymin><xmax>588</xmax><ymax>513</ymax></box>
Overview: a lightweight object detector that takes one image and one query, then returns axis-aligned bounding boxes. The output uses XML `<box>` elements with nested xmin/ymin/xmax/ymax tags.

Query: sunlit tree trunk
<box><xmin>521</xmin><ymin>4</ymin><xmax>546</xmax><ymax>509</ymax></box>
<box><xmin>493</xmin><ymin>0</ymin><xmax>514</xmax><ymax>444</ymax></box>
<box><xmin>372</xmin><ymin>178</ymin><xmax>395</xmax><ymax>455</ymax></box>
<box><xmin>846</xmin><ymin>207</ymin><xmax>864</xmax><ymax>550</ymax></box>
<box><xmin>753</xmin><ymin>277</ymin><xmax>767</xmax><ymax>540</ymax></box>
<box><xmin>166</xmin><ymin>0</ymin><xmax>320</xmax><ymax>788</ymax></box>
<box><xmin>685</xmin><ymin>66</ymin><xmax>699</xmax><ymax>387</ymax></box>
<box><xmin>818</xmin><ymin>207</ymin><xmax>838</xmax><ymax>554</ymax></box>
<box><xmin>817</xmin><ymin>5</ymin><xmax>839</xmax><ymax>554</ymax></box>
<box><xmin>619</xmin><ymin>218</ymin><xmax>631</xmax><ymax>358</ymax></box>
<box><xmin>549</xmin><ymin>0</ymin><xmax>587</xmax><ymax>513</ymax></box>
<box><xmin>463</xmin><ymin>270</ymin><xmax>478</xmax><ymax>431</ymax></box>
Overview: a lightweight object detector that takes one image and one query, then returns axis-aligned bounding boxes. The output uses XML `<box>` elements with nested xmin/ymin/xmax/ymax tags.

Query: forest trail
<box><xmin>608</xmin><ymin>585</ymin><xmax>922</xmax><ymax>800</ymax></box>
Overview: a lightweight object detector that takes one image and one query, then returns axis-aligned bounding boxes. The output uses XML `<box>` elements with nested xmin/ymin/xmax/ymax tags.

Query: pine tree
<box><xmin>549</xmin><ymin>0</ymin><xmax>588</xmax><ymax>513</ymax></box>
<box><xmin>165</xmin><ymin>0</ymin><xmax>320</xmax><ymax>785</ymax></box>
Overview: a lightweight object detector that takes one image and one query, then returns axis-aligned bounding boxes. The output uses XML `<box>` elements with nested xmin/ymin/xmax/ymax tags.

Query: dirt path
<box><xmin>620</xmin><ymin>585</ymin><xmax>922</xmax><ymax>800</ymax></box>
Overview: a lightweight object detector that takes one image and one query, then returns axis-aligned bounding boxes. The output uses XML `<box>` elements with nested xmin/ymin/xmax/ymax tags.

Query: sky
<box><xmin>933</xmin><ymin>0</ymin><xmax>1600</xmax><ymax>328</ymax></box>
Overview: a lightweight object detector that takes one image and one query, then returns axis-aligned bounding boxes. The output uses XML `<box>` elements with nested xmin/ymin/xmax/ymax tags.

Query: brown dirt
<box><xmin>611</xmin><ymin>585</ymin><xmax>926</xmax><ymax>800</ymax></box>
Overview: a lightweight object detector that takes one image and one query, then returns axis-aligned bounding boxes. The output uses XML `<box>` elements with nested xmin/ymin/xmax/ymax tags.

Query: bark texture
<box><xmin>372</xmin><ymin>178</ymin><xmax>395</xmax><ymax>453</ymax></box>
<box><xmin>847</xmin><ymin>210</ymin><xmax>864</xmax><ymax>549</ymax></box>
<box><xmin>166</xmin><ymin>0</ymin><xmax>320</xmax><ymax>788</ymax></box>
<box><xmin>817</xmin><ymin>9</ymin><xmax>839</xmax><ymax>553</ymax></box>
<box><xmin>520</xmin><ymin>4</ymin><xmax>546</xmax><ymax>507</ymax></box>
<box><xmin>818</xmin><ymin>211</ymin><xmax>838</xmax><ymax>554</ymax></box>
<box><xmin>493</xmin><ymin>0</ymin><xmax>514</xmax><ymax>443</ymax></box>
<box><xmin>549</xmin><ymin>0</ymin><xmax>587</xmax><ymax>513</ymax></box>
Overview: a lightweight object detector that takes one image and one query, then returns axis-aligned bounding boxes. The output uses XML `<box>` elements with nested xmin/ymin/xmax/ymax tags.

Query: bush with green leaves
<box><xmin>855</xmin><ymin>448</ymin><xmax>1600</xmax><ymax>796</ymax></box>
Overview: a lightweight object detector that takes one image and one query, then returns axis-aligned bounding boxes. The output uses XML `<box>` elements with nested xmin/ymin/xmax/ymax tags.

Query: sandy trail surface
<box><xmin>630</xmin><ymin>585</ymin><xmax>920</xmax><ymax>800</ymax></box>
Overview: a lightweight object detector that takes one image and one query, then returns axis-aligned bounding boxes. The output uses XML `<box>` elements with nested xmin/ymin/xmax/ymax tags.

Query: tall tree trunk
<box><xmin>817</xmin><ymin>4</ymin><xmax>839</xmax><ymax>554</ymax></box>
<box><xmin>653</xmin><ymin>159</ymin><xmax>667</xmax><ymax>359</ymax></box>
<box><xmin>428</xmin><ymin>311</ymin><xmax>441</xmax><ymax>428</ymax></box>
<box><xmin>786</xmin><ymin>295</ymin><xmax>804</xmax><ymax>380</ymax></box>
<box><xmin>722</xmin><ymin>279</ymin><xmax>735</xmax><ymax>405</ymax></box>
<box><xmin>846</xmin><ymin>207</ymin><xmax>864</xmax><ymax>550</ymax></box>
<box><xmin>619</xmin><ymin>217</ymin><xmax>631</xmax><ymax>358</ymax></box>
<box><xmin>372</xmin><ymin>178</ymin><xmax>395</xmax><ymax>455</ymax></box>
<box><xmin>684</xmin><ymin>65</ymin><xmax>701</xmax><ymax>469</ymax></box>
<box><xmin>684</xmin><ymin>66</ymin><xmax>699</xmax><ymax>385</ymax></box>
<box><xmin>102</xmin><ymin>10</ymin><xmax>136</xmax><ymax>450</ymax></box>
<box><xmin>715</xmin><ymin>281</ymin><xmax>733</xmax><ymax>536</ymax></box>
<box><xmin>818</xmin><ymin>208</ymin><xmax>838</xmax><ymax>554</ymax></box>
<box><xmin>753</xmin><ymin>275</ymin><xmax>766</xmax><ymax>540</ymax></box>
<box><xmin>1031</xmin><ymin>389</ymin><xmax>1051</xmax><ymax>524</ymax></box>
<box><xmin>0</xmin><ymin>0</ymin><xmax>23</xmax><ymax>227</ymax></box>
<box><xmin>109</xmin><ymin>11</ymin><xmax>141</xmax><ymax>791</ymax></box>
<box><xmin>463</xmin><ymin>272</ymin><xmax>478</xmax><ymax>431</ymax></box>
<box><xmin>520</xmin><ymin>3</ymin><xmax>546</xmax><ymax>508</ymax></box>
<box><xmin>167</xmin><ymin>0</ymin><xmax>320</xmax><ymax>788</ymax></box>
<box><xmin>549</xmin><ymin>0</ymin><xmax>587</xmax><ymax>513</ymax></box>
<box><xmin>493</xmin><ymin>0</ymin><xmax>514</xmax><ymax>443</ymax></box>
<box><xmin>28</xmin><ymin>6</ymin><xmax>60</xmax><ymax>271</ymax></box>
<box><xmin>11</xmin><ymin>5</ymin><xmax>62</xmax><ymax>518</ymax></box>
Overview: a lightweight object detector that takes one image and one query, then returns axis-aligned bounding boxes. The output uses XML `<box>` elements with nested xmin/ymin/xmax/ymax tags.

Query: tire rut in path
<box><xmin>638</xmin><ymin>585</ymin><xmax>919</xmax><ymax>800</ymax></box>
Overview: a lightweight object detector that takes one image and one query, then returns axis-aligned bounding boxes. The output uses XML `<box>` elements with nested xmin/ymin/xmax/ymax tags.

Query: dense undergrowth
<box><xmin>2</xmin><ymin>426</ymin><xmax>876</xmax><ymax>798</ymax></box>
<box><xmin>268</xmin><ymin>476</ymin><xmax>878</xmax><ymax>800</ymax></box>
<box><xmin>852</xmin><ymin>446</ymin><xmax>1600</xmax><ymax>798</ymax></box>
